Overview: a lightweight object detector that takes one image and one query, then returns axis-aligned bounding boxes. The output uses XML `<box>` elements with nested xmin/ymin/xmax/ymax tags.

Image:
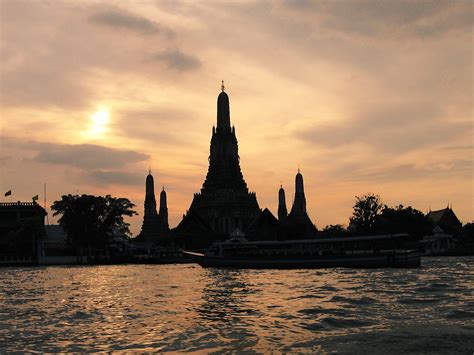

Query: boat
<box><xmin>182</xmin><ymin>234</ymin><xmax>421</xmax><ymax>269</ymax></box>
<box><xmin>130</xmin><ymin>247</ymin><xmax>194</xmax><ymax>264</ymax></box>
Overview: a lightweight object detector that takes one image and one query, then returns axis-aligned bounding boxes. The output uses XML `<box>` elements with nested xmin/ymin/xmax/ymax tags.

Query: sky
<box><xmin>0</xmin><ymin>0</ymin><xmax>472</xmax><ymax>235</ymax></box>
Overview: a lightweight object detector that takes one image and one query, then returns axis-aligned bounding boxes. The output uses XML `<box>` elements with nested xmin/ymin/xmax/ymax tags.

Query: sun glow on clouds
<box><xmin>1</xmin><ymin>1</ymin><xmax>472</xmax><ymax>235</ymax></box>
<box><xmin>85</xmin><ymin>108</ymin><xmax>110</xmax><ymax>139</ymax></box>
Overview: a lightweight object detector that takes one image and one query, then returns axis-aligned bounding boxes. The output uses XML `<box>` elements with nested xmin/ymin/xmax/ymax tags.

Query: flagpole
<box><xmin>44</xmin><ymin>183</ymin><xmax>49</xmax><ymax>225</ymax></box>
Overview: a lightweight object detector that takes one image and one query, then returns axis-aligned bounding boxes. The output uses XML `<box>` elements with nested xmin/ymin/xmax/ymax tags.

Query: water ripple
<box><xmin>0</xmin><ymin>257</ymin><xmax>473</xmax><ymax>352</ymax></box>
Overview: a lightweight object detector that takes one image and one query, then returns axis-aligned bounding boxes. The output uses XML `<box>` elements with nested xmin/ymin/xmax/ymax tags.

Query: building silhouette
<box><xmin>282</xmin><ymin>170</ymin><xmax>318</xmax><ymax>238</ymax></box>
<box><xmin>137</xmin><ymin>83</ymin><xmax>319</xmax><ymax>248</ymax></box>
<box><xmin>0</xmin><ymin>201</ymin><xmax>47</xmax><ymax>261</ymax></box>
<box><xmin>427</xmin><ymin>206</ymin><xmax>462</xmax><ymax>235</ymax></box>
<box><xmin>246</xmin><ymin>208</ymin><xmax>281</xmax><ymax>241</ymax></box>
<box><xmin>136</xmin><ymin>170</ymin><xmax>169</xmax><ymax>244</ymax></box>
<box><xmin>278</xmin><ymin>185</ymin><xmax>288</xmax><ymax>223</ymax></box>
<box><xmin>174</xmin><ymin>83</ymin><xmax>260</xmax><ymax>247</ymax></box>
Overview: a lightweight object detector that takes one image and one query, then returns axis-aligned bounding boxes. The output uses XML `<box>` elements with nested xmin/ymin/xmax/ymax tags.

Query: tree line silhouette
<box><xmin>320</xmin><ymin>193</ymin><xmax>432</xmax><ymax>239</ymax></box>
<box><xmin>51</xmin><ymin>194</ymin><xmax>136</xmax><ymax>257</ymax></box>
<box><xmin>50</xmin><ymin>192</ymin><xmax>472</xmax><ymax>255</ymax></box>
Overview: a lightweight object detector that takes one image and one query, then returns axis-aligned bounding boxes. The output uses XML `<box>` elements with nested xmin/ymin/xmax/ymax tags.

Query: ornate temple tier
<box><xmin>179</xmin><ymin>83</ymin><xmax>260</xmax><ymax>238</ymax></box>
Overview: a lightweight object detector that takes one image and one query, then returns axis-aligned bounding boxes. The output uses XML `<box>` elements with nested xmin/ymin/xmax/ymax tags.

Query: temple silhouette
<box><xmin>283</xmin><ymin>171</ymin><xmax>318</xmax><ymax>238</ymax></box>
<box><xmin>137</xmin><ymin>83</ymin><xmax>317</xmax><ymax>248</ymax></box>
<box><xmin>136</xmin><ymin>171</ymin><xmax>170</xmax><ymax>243</ymax></box>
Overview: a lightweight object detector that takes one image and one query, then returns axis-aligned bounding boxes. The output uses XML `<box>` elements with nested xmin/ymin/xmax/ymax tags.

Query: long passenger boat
<box><xmin>183</xmin><ymin>234</ymin><xmax>420</xmax><ymax>269</ymax></box>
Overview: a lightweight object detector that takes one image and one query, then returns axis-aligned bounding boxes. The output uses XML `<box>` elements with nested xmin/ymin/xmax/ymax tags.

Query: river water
<box><xmin>0</xmin><ymin>257</ymin><xmax>473</xmax><ymax>353</ymax></box>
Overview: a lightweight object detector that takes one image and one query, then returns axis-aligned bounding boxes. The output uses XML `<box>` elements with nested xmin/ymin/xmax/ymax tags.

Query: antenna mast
<box><xmin>44</xmin><ymin>183</ymin><xmax>49</xmax><ymax>225</ymax></box>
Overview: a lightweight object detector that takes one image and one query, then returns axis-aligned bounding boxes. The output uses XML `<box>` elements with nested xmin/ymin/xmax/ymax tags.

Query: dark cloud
<box><xmin>32</xmin><ymin>143</ymin><xmax>149</xmax><ymax>170</ymax></box>
<box><xmin>283</xmin><ymin>0</ymin><xmax>472</xmax><ymax>39</ymax></box>
<box><xmin>88</xmin><ymin>8</ymin><xmax>173</xmax><ymax>36</ymax></box>
<box><xmin>1</xmin><ymin>136</ymin><xmax>149</xmax><ymax>170</ymax></box>
<box><xmin>87</xmin><ymin>170</ymin><xmax>143</xmax><ymax>186</ymax></box>
<box><xmin>154</xmin><ymin>49</ymin><xmax>202</xmax><ymax>71</ymax></box>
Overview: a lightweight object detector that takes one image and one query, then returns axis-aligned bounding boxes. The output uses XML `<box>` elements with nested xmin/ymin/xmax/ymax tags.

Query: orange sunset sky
<box><xmin>0</xmin><ymin>0</ymin><xmax>472</xmax><ymax>236</ymax></box>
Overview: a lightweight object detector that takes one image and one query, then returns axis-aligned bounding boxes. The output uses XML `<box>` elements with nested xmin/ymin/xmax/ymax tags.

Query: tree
<box><xmin>457</xmin><ymin>223</ymin><xmax>474</xmax><ymax>252</ymax></box>
<box><xmin>319</xmin><ymin>224</ymin><xmax>351</xmax><ymax>238</ymax></box>
<box><xmin>349</xmin><ymin>193</ymin><xmax>383</xmax><ymax>235</ymax></box>
<box><xmin>51</xmin><ymin>194</ymin><xmax>137</xmax><ymax>253</ymax></box>
<box><xmin>375</xmin><ymin>204</ymin><xmax>432</xmax><ymax>238</ymax></box>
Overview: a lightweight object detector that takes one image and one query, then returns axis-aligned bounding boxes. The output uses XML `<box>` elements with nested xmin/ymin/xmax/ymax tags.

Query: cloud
<box><xmin>87</xmin><ymin>170</ymin><xmax>144</xmax><ymax>186</ymax></box>
<box><xmin>282</xmin><ymin>0</ymin><xmax>472</xmax><ymax>39</ymax></box>
<box><xmin>1</xmin><ymin>0</ymin><xmax>472</xmax><ymax>231</ymax></box>
<box><xmin>154</xmin><ymin>49</ymin><xmax>202</xmax><ymax>71</ymax></box>
<box><xmin>352</xmin><ymin>160</ymin><xmax>473</xmax><ymax>183</ymax></box>
<box><xmin>0</xmin><ymin>155</ymin><xmax>12</xmax><ymax>165</ymax></box>
<box><xmin>1</xmin><ymin>136</ymin><xmax>149</xmax><ymax>170</ymax></box>
<box><xmin>0</xmin><ymin>2</ymin><xmax>180</xmax><ymax>110</ymax></box>
<box><xmin>88</xmin><ymin>8</ymin><xmax>173</xmax><ymax>36</ymax></box>
<box><xmin>293</xmin><ymin>102</ymin><xmax>472</xmax><ymax>155</ymax></box>
<box><xmin>1</xmin><ymin>136</ymin><xmax>150</xmax><ymax>191</ymax></box>
<box><xmin>112</xmin><ymin>107</ymin><xmax>196</xmax><ymax>144</ymax></box>
<box><xmin>32</xmin><ymin>143</ymin><xmax>149</xmax><ymax>170</ymax></box>
<box><xmin>0</xmin><ymin>42</ymin><xmax>88</xmax><ymax>109</ymax></box>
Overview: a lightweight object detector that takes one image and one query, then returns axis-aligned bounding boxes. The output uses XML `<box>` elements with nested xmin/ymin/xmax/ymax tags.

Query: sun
<box><xmin>87</xmin><ymin>108</ymin><xmax>110</xmax><ymax>138</ymax></box>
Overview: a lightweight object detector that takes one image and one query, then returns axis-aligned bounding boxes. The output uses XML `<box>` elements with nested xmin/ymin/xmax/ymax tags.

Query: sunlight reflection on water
<box><xmin>0</xmin><ymin>257</ymin><xmax>473</xmax><ymax>353</ymax></box>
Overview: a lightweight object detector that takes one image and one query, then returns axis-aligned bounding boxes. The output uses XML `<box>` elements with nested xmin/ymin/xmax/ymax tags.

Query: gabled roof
<box><xmin>286</xmin><ymin>211</ymin><xmax>317</xmax><ymax>236</ymax></box>
<box><xmin>427</xmin><ymin>207</ymin><xmax>461</xmax><ymax>226</ymax></box>
<box><xmin>174</xmin><ymin>210</ymin><xmax>213</xmax><ymax>234</ymax></box>
<box><xmin>247</xmin><ymin>208</ymin><xmax>279</xmax><ymax>231</ymax></box>
<box><xmin>427</xmin><ymin>209</ymin><xmax>447</xmax><ymax>224</ymax></box>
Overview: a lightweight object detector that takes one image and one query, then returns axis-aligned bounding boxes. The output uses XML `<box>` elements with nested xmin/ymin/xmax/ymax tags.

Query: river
<box><xmin>0</xmin><ymin>257</ymin><xmax>473</xmax><ymax>353</ymax></box>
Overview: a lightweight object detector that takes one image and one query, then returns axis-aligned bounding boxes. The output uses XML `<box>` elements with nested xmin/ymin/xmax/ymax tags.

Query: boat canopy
<box><xmin>216</xmin><ymin>234</ymin><xmax>411</xmax><ymax>246</ymax></box>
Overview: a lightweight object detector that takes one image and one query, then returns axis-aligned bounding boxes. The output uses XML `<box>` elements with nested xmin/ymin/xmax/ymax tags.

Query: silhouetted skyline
<box><xmin>0</xmin><ymin>1</ymin><xmax>472</xmax><ymax>235</ymax></box>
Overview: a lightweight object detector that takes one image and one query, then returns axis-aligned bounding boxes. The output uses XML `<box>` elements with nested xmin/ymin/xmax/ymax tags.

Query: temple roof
<box><xmin>427</xmin><ymin>207</ymin><xmax>461</xmax><ymax>227</ymax></box>
<box><xmin>146</xmin><ymin>172</ymin><xmax>155</xmax><ymax>196</ymax></box>
<box><xmin>247</xmin><ymin>208</ymin><xmax>279</xmax><ymax>231</ymax></box>
<box><xmin>217</xmin><ymin>85</ymin><xmax>230</xmax><ymax>129</ymax></box>
<box><xmin>295</xmin><ymin>172</ymin><xmax>304</xmax><ymax>193</ymax></box>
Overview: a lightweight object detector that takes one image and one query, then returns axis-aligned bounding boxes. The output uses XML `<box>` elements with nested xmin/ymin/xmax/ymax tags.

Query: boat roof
<box><xmin>217</xmin><ymin>233</ymin><xmax>411</xmax><ymax>246</ymax></box>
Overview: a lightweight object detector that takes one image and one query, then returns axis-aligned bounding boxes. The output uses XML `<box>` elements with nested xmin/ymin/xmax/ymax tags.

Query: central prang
<box><xmin>175</xmin><ymin>83</ymin><xmax>260</xmax><ymax>246</ymax></box>
<box><xmin>141</xmin><ymin>82</ymin><xmax>318</xmax><ymax>248</ymax></box>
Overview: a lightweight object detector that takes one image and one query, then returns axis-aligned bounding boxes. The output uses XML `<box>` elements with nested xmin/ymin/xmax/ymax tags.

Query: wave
<box><xmin>328</xmin><ymin>295</ymin><xmax>378</xmax><ymax>305</ymax></box>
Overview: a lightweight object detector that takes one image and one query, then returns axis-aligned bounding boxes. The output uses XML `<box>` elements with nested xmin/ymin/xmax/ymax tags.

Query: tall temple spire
<box><xmin>146</xmin><ymin>171</ymin><xmax>154</xmax><ymax>197</ymax></box>
<box><xmin>286</xmin><ymin>169</ymin><xmax>317</xmax><ymax>237</ymax></box>
<box><xmin>178</xmin><ymin>84</ymin><xmax>260</xmax><ymax>237</ymax></box>
<box><xmin>278</xmin><ymin>185</ymin><xmax>288</xmax><ymax>222</ymax></box>
<box><xmin>145</xmin><ymin>171</ymin><xmax>157</xmax><ymax>217</ymax></box>
<box><xmin>139</xmin><ymin>170</ymin><xmax>170</xmax><ymax>243</ymax></box>
<box><xmin>206</xmin><ymin>84</ymin><xmax>244</xmax><ymax>188</ymax></box>
<box><xmin>159</xmin><ymin>188</ymin><xmax>169</xmax><ymax>229</ymax></box>
<box><xmin>217</xmin><ymin>81</ymin><xmax>230</xmax><ymax>130</ymax></box>
<box><xmin>293</xmin><ymin>170</ymin><xmax>306</xmax><ymax>214</ymax></box>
